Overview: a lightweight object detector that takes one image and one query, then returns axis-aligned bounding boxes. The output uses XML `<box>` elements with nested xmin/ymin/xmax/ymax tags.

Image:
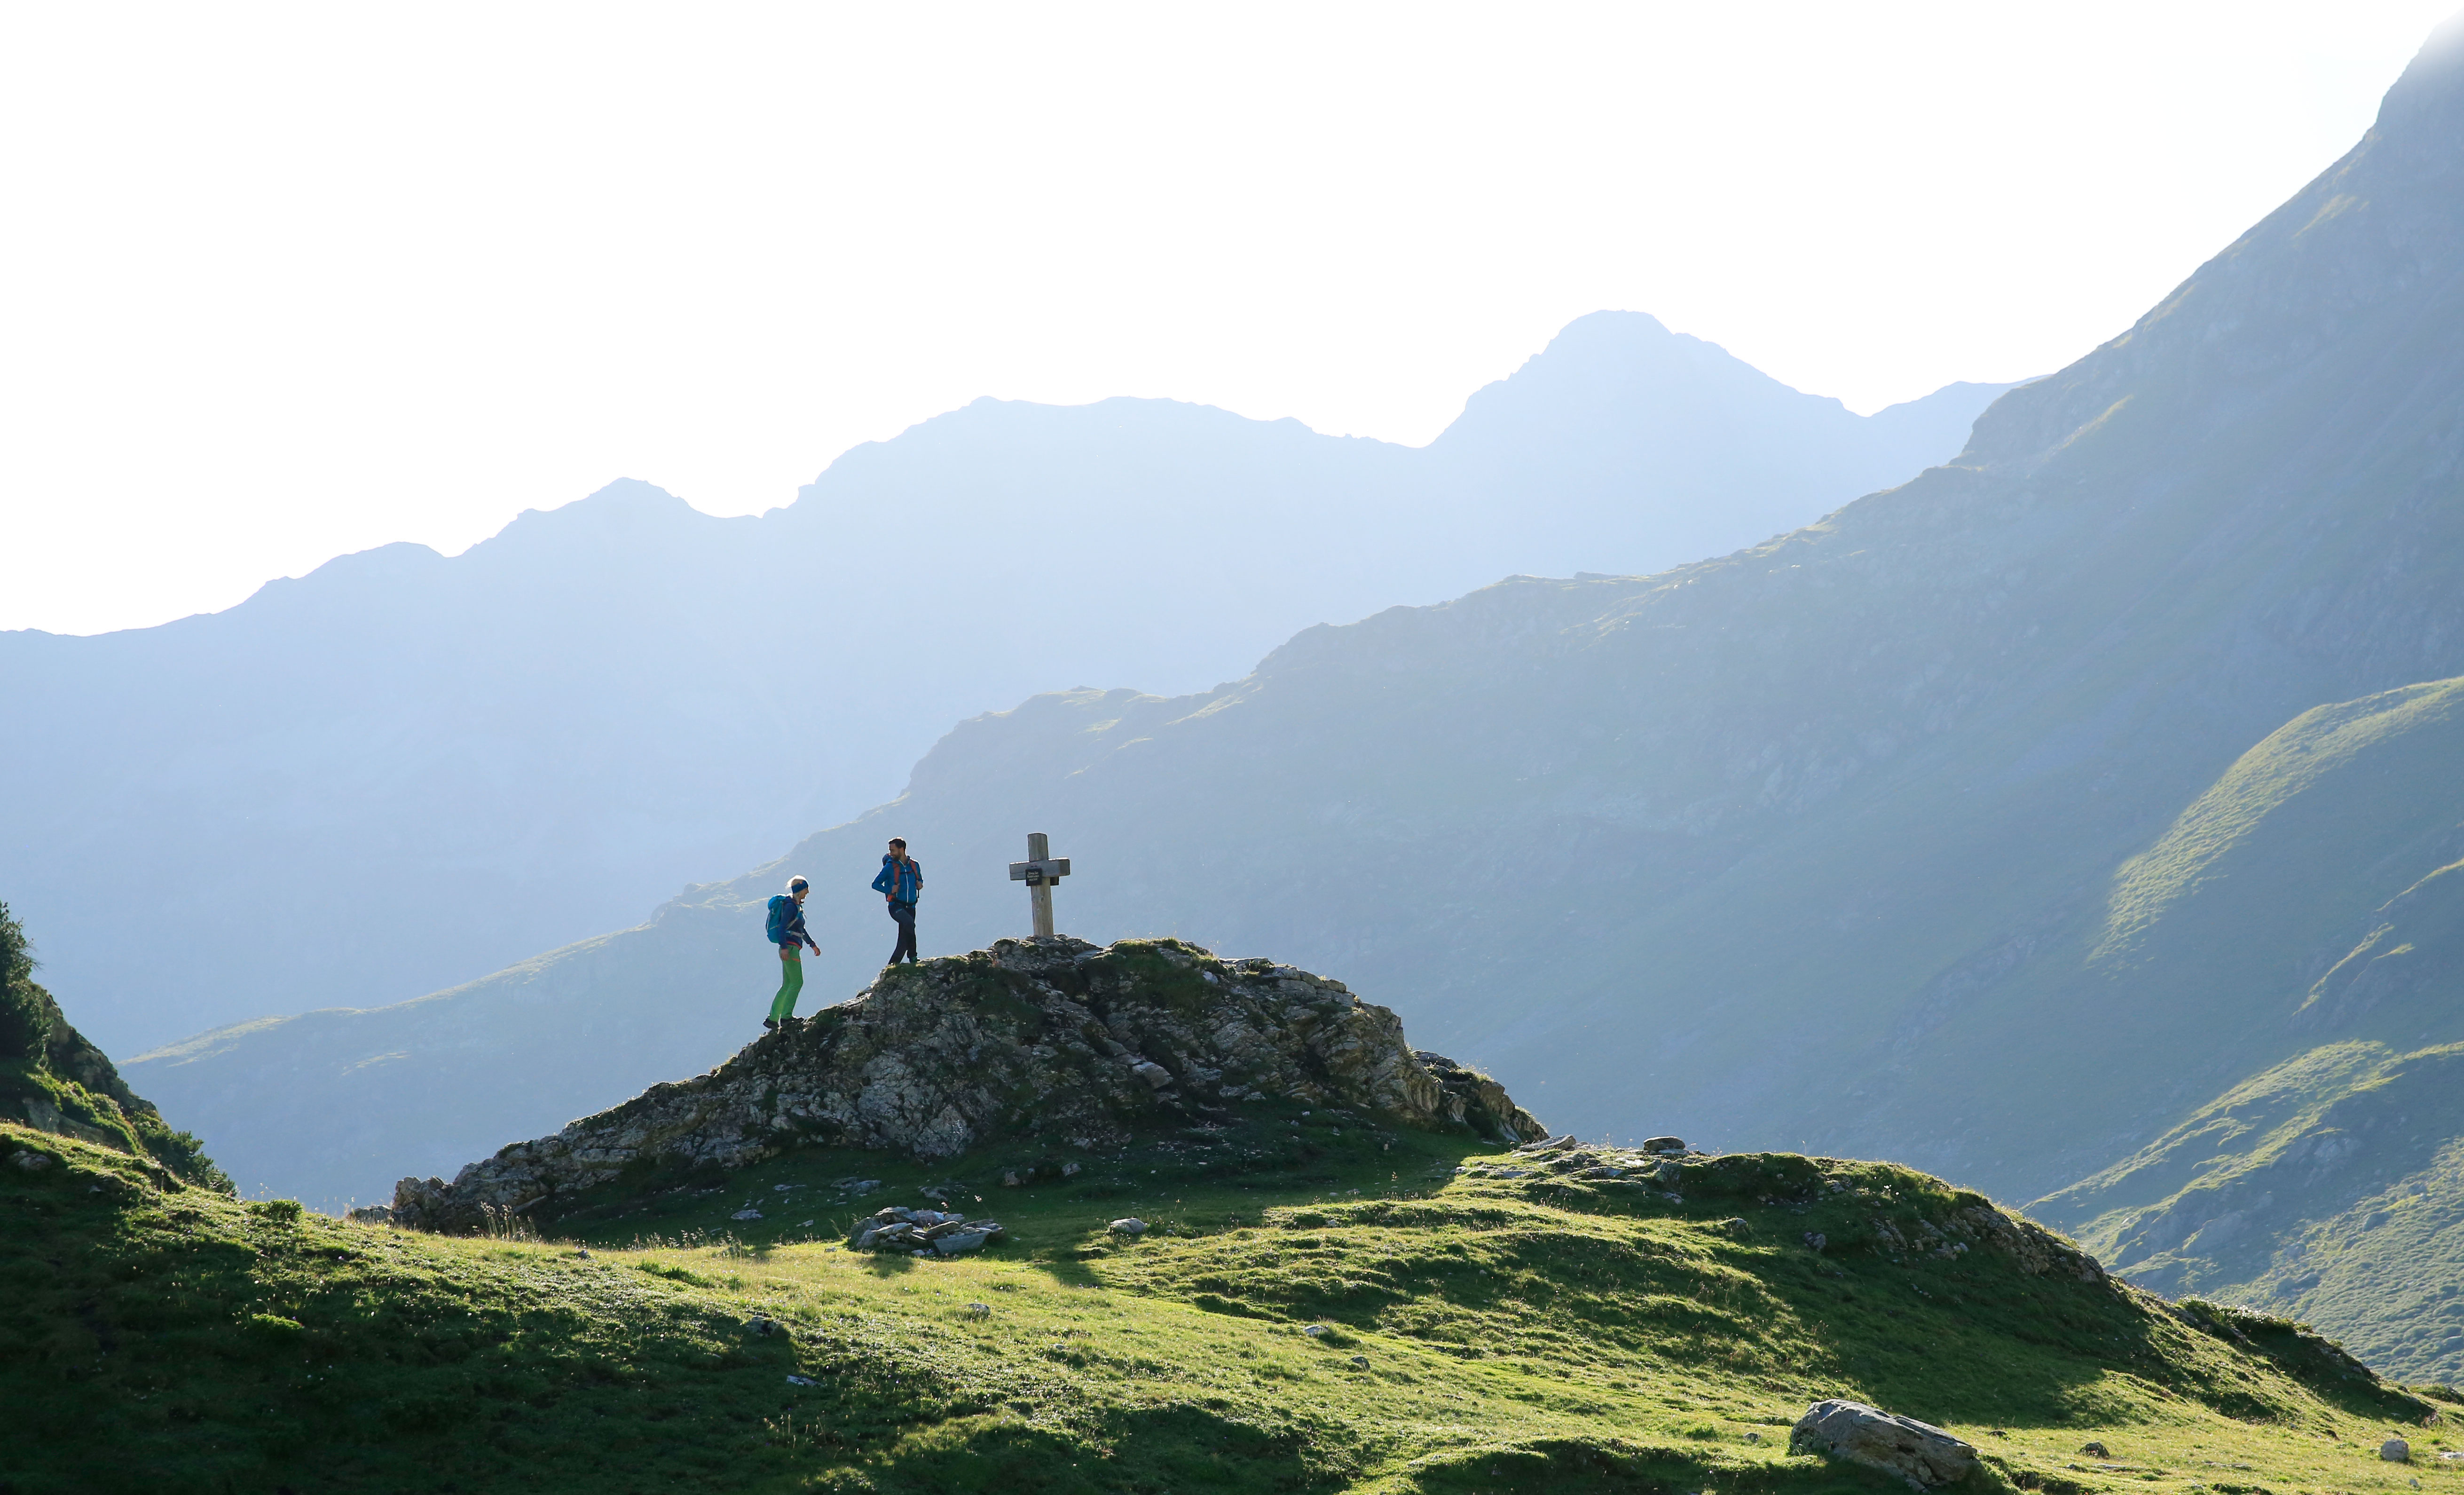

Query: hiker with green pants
<box><xmin>764</xmin><ymin>877</ymin><xmax>819</xmax><ymax>1031</ymax></box>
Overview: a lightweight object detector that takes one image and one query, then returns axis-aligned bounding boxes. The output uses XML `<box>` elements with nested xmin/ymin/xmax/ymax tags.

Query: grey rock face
<box><xmin>1790</xmin><ymin>1399</ymin><xmax>1978</xmax><ymax>1487</ymax></box>
<box><xmin>2381</xmin><ymin>1439</ymin><xmax>2410</xmax><ymax>1463</ymax></box>
<box><xmin>390</xmin><ymin>937</ymin><xmax>1544</xmax><ymax>1234</ymax></box>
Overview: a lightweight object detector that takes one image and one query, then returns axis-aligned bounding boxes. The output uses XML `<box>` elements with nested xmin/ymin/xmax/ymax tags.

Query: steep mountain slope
<box><xmin>2</xmin><ymin>314</ymin><xmax>2004</xmax><ymax>1057</ymax></box>
<box><xmin>2019</xmin><ymin>678</ymin><xmax>2464</xmax><ymax>1382</ymax></box>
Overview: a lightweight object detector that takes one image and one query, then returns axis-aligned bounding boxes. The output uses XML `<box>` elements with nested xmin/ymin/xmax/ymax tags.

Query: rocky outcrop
<box><xmin>1790</xmin><ymin>1400</ymin><xmax>1978</xmax><ymax>1487</ymax></box>
<box><xmin>391</xmin><ymin>937</ymin><xmax>1545</xmax><ymax>1234</ymax></box>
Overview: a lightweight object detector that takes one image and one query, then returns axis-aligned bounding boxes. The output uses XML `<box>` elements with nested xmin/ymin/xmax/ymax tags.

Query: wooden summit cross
<box><xmin>1008</xmin><ymin>832</ymin><xmax>1072</xmax><ymax>938</ymax></box>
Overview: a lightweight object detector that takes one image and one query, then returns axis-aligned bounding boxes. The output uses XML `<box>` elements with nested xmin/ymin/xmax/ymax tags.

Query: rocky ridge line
<box><xmin>392</xmin><ymin>937</ymin><xmax>1544</xmax><ymax>1234</ymax></box>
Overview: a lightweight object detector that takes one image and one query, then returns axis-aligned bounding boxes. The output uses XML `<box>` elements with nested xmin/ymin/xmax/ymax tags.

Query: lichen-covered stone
<box><xmin>391</xmin><ymin>936</ymin><xmax>1546</xmax><ymax>1234</ymax></box>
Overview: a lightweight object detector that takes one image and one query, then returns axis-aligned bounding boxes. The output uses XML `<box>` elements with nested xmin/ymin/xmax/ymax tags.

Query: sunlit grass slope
<box><xmin>10</xmin><ymin>1116</ymin><xmax>2455</xmax><ymax>1495</ymax></box>
<box><xmin>2043</xmin><ymin>1040</ymin><xmax>2464</xmax><ymax>1384</ymax></box>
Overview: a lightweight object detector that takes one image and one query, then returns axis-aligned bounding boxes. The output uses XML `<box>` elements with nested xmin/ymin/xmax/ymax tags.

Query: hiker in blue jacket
<box><xmin>872</xmin><ymin>838</ymin><xmax>922</xmax><ymax>965</ymax></box>
<box><xmin>764</xmin><ymin>876</ymin><xmax>819</xmax><ymax>1031</ymax></box>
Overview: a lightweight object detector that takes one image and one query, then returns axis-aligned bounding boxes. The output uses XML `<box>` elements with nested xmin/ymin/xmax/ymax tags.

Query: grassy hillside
<box><xmin>2021</xmin><ymin>678</ymin><xmax>2464</xmax><ymax>1381</ymax></box>
<box><xmin>0</xmin><ymin>901</ymin><xmax>226</xmax><ymax>1194</ymax></box>
<box><xmin>2041</xmin><ymin>1040</ymin><xmax>2464</xmax><ymax>1384</ymax></box>
<box><xmin>9</xmin><ymin>1111</ymin><xmax>2454</xmax><ymax>1495</ymax></box>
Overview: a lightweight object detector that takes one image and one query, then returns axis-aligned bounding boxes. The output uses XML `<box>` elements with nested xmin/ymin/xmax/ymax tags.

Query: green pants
<box><xmin>768</xmin><ymin>949</ymin><xmax>804</xmax><ymax>1021</ymax></box>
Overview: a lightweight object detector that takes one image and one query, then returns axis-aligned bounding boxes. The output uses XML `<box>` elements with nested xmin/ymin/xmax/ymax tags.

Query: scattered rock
<box><xmin>389</xmin><ymin>938</ymin><xmax>1546</xmax><ymax>1234</ymax></box>
<box><xmin>731</xmin><ymin>1209</ymin><xmax>764</xmax><ymax>1221</ymax></box>
<box><xmin>1516</xmin><ymin>1134</ymin><xmax>1580</xmax><ymax>1154</ymax></box>
<box><xmin>1002</xmin><ymin>1171</ymin><xmax>1021</xmax><ymax>1187</ymax></box>
<box><xmin>1061</xmin><ymin>1162</ymin><xmax>1081</xmax><ymax>1177</ymax></box>
<box><xmin>1349</xmin><ymin>1355</ymin><xmax>1370</xmax><ymax>1369</ymax></box>
<box><xmin>1803</xmin><ymin>1232</ymin><xmax>1828</xmax><ymax>1252</ymax></box>
<box><xmin>1302</xmin><ymin>1324</ymin><xmax>1329</xmax><ymax>1337</ymax></box>
<box><xmin>1791</xmin><ymin>1400</ymin><xmax>1978</xmax><ymax>1487</ymax></box>
<box><xmin>346</xmin><ymin>1203</ymin><xmax>393</xmax><ymax>1225</ymax></box>
<box><xmin>746</xmin><ymin>1316</ymin><xmax>785</xmax><ymax>1337</ymax></box>
<box><xmin>843</xmin><ymin>1204</ymin><xmax>1007</xmax><ymax>1255</ymax></box>
<box><xmin>964</xmin><ymin>1303</ymin><xmax>991</xmax><ymax>1319</ymax></box>
<box><xmin>2381</xmin><ymin>1439</ymin><xmax>2410</xmax><ymax>1463</ymax></box>
<box><xmin>10</xmin><ymin>1151</ymin><xmax>55</xmax><ymax>1173</ymax></box>
<box><xmin>1718</xmin><ymin>1217</ymin><xmax>1749</xmax><ymax>1234</ymax></box>
<box><xmin>786</xmin><ymin>1374</ymin><xmax>817</xmax><ymax>1387</ymax></box>
<box><xmin>1643</xmin><ymin>1136</ymin><xmax>1686</xmax><ymax>1155</ymax></box>
<box><xmin>2079</xmin><ymin>1442</ymin><xmax>2111</xmax><ymax>1459</ymax></box>
<box><xmin>1109</xmin><ymin>1217</ymin><xmax>1149</xmax><ymax>1236</ymax></box>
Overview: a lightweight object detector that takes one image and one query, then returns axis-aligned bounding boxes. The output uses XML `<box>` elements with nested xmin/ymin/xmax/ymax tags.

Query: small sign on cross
<box><xmin>1008</xmin><ymin>832</ymin><xmax>1071</xmax><ymax>938</ymax></box>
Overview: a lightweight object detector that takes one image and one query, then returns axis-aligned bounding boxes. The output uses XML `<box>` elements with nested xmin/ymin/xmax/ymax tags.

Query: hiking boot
<box><xmin>762</xmin><ymin>1018</ymin><xmax>778</xmax><ymax>1031</ymax></box>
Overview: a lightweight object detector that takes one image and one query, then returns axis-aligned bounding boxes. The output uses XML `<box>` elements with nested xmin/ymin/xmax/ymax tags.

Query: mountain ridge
<box><xmin>4</xmin><ymin>315</ymin><xmax>2009</xmax><ymax>1058</ymax></box>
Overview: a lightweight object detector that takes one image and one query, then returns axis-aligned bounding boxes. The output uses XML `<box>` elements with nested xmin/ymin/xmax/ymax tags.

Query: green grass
<box><xmin>2038</xmin><ymin>1037</ymin><xmax>2464</xmax><ymax>1385</ymax></box>
<box><xmin>0</xmin><ymin>1052</ymin><xmax>227</xmax><ymax>1192</ymax></box>
<box><xmin>2095</xmin><ymin>680</ymin><xmax>2464</xmax><ymax>964</ymax></box>
<box><xmin>8</xmin><ymin>1115</ymin><xmax>2457</xmax><ymax>1495</ymax></box>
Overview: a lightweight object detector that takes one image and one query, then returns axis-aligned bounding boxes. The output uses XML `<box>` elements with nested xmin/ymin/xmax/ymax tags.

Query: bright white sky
<box><xmin>2</xmin><ymin>2</ymin><xmax>2455</xmax><ymax>635</ymax></box>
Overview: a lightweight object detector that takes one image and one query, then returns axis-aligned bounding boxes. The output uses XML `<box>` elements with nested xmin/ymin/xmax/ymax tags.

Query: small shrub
<box><xmin>248</xmin><ymin>1198</ymin><xmax>306</xmax><ymax>1226</ymax></box>
<box><xmin>0</xmin><ymin>901</ymin><xmax>51</xmax><ymax>1063</ymax></box>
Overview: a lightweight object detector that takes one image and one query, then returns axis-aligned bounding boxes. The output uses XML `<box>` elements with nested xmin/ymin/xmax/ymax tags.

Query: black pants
<box><xmin>887</xmin><ymin>901</ymin><xmax>918</xmax><ymax>963</ymax></box>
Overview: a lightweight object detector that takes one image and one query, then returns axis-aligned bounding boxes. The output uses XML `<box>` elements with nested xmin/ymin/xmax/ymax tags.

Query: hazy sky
<box><xmin>3</xmin><ymin>2</ymin><xmax>2455</xmax><ymax>636</ymax></box>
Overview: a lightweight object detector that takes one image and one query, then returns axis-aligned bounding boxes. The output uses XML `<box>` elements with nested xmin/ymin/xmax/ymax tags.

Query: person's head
<box><xmin>788</xmin><ymin>875</ymin><xmax>810</xmax><ymax>903</ymax></box>
<box><xmin>888</xmin><ymin>838</ymin><xmax>907</xmax><ymax>860</ymax></box>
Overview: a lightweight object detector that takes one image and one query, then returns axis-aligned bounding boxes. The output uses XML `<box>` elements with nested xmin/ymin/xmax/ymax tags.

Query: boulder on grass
<box><xmin>1790</xmin><ymin>1399</ymin><xmax>1977</xmax><ymax>1487</ymax></box>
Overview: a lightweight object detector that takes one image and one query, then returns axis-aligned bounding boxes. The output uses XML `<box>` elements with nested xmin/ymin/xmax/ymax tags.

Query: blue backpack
<box><xmin>765</xmin><ymin>895</ymin><xmax>793</xmax><ymax>944</ymax></box>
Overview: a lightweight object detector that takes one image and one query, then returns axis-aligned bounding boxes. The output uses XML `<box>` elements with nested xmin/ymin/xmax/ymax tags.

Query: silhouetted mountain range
<box><xmin>1</xmin><ymin>313</ymin><xmax>2005</xmax><ymax>1056</ymax></box>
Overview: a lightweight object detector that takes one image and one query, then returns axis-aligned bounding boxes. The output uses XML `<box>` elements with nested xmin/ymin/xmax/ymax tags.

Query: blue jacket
<box><xmin>872</xmin><ymin>854</ymin><xmax>922</xmax><ymax>904</ymax></box>
<box><xmin>766</xmin><ymin>894</ymin><xmax>814</xmax><ymax>951</ymax></box>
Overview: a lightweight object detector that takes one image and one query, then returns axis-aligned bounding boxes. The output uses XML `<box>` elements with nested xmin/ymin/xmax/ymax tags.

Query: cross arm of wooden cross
<box><xmin>1008</xmin><ymin>858</ymin><xmax>1071</xmax><ymax>886</ymax></box>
